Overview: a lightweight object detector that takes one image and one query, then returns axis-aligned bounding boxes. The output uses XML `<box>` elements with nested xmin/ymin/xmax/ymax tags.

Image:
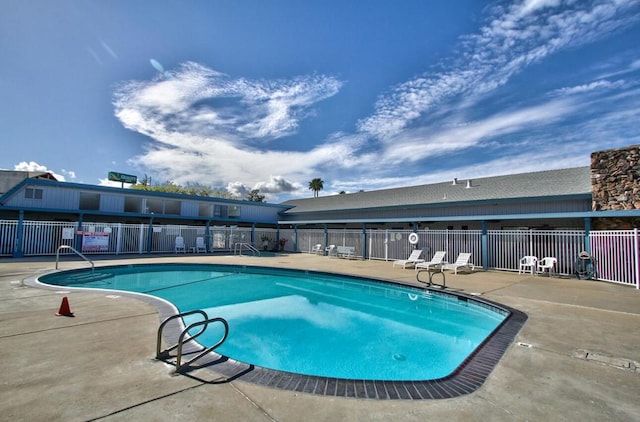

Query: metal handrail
<box><xmin>156</xmin><ymin>310</ymin><xmax>209</xmax><ymax>359</ymax></box>
<box><xmin>233</xmin><ymin>242</ymin><xmax>261</xmax><ymax>256</ymax></box>
<box><xmin>175</xmin><ymin>317</ymin><xmax>229</xmax><ymax>372</ymax></box>
<box><xmin>55</xmin><ymin>245</ymin><xmax>94</xmax><ymax>272</ymax></box>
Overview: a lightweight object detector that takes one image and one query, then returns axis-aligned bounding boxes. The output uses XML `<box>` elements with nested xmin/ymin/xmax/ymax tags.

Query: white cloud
<box><xmin>61</xmin><ymin>169</ymin><xmax>77</xmax><ymax>180</ymax></box>
<box><xmin>98</xmin><ymin>178</ymin><xmax>133</xmax><ymax>188</ymax></box>
<box><xmin>226</xmin><ymin>181</ymin><xmax>250</xmax><ymax>198</ymax></box>
<box><xmin>115</xmin><ymin>62</ymin><xmax>343</xmax><ymax>142</ymax></box>
<box><xmin>254</xmin><ymin>176</ymin><xmax>302</xmax><ymax>194</ymax></box>
<box><xmin>13</xmin><ymin>161</ymin><xmax>65</xmax><ymax>181</ymax></box>
<box><xmin>114</xmin><ymin>63</ymin><xmax>347</xmax><ymax>197</ymax></box>
<box><xmin>111</xmin><ymin>0</ymin><xmax>640</xmax><ymax>202</ymax></box>
<box><xmin>357</xmin><ymin>0</ymin><xmax>640</xmax><ymax>141</ymax></box>
<box><xmin>376</xmin><ymin>99</ymin><xmax>574</xmax><ymax>166</ymax></box>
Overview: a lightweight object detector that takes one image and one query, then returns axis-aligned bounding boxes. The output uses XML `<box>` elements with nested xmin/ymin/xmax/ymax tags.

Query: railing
<box><xmin>55</xmin><ymin>245</ymin><xmax>94</xmax><ymax>272</ymax></box>
<box><xmin>156</xmin><ymin>310</ymin><xmax>229</xmax><ymax>373</ymax></box>
<box><xmin>156</xmin><ymin>310</ymin><xmax>208</xmax><ymax>359</ymax></box>
<box><xmin>2</xmin><ymin>219</ymin><xmax>638</xmax><ymax>288</ymax></box>
<box><xmin>233</xmin><ymin>242</ymin><xmax>261</xmax><ymax>256</ymax></box>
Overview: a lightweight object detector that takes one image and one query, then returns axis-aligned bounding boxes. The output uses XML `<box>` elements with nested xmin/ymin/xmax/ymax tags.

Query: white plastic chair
<box><xmin>537</xmin><ymin>257</ymin><xmax>557</xmax><ymax>276</ymax></box>
<box><xmin>175</xmin><ymin>236</ymin><xmax>186</xmax><ymax>253</ymax></box>
<box><xmin>325</xmin><ymin>245</ymin><xmax>337</xmax><ymax>257</ymax></box>
<box><xmin>311</xmin><ymin>244</ymin><xmax>323</xmax><ymax>254</ymax></box>
<box><xmin>195</xmin><ymin>237</ymin><xmax>207</xmax><ymax>253</ymax></box>
<box><xmin>519</xmin><ymin>256</ymin><xmax>538</xmax><ymax>274</ymax></box>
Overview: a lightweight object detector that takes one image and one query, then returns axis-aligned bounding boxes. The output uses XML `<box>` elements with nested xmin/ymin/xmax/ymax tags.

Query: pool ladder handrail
<box><xmin>55</xmin><ymin>245</ymin><xmax>95</xmax><ymax>273</ymax></box>
<box><xmin>156</xmin><ymin>310</ymin><xmax>229</xmax><ymax>373</ymax></box>
<box><xmin>233</xmin><ymin>242</ymin><xmax>261</xmax><ymax>256</ymax></box>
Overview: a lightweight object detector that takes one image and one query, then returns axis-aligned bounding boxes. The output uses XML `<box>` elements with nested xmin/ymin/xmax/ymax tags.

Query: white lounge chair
<box><xmin>392</xmin><ymin>249</ymin><xmax>424</xmax><ymax>268</ymax></box>
<box><xmin>415</xmin><ymin>251</ymin><xmax>447</xmax><ymax>271</ymax></box>
<box><xmin>195</xmin><ymin>236</ymin><xmax>207</xmax><ymax>253</ymax></box>
<box><xmin>326</xmin><ymin>244</ymin><xmax>337</xmax><ymax>257</ymax></box>
<box><xmin>311</xmin><ymin>244</ymin><xmax>324</xmax><ymax>254</ymax></box>
<box><xmin>442</xmin><ymin>253</ymin><xmax>475</xmax><ymax>274</ymax></box>
<box><xmin>519</xmin><ymin>255</ymin><xmax>538</xmax><ymax>274</ymax></box>
<box><xmin>175</xmin><ymin>236</ymin><xmax>186</xmax><ymax>253</ymax></box>
<box><xmin>537</xmin><ymin>257</ymin><xmax>557</xmax><ymax>276</ymax></box>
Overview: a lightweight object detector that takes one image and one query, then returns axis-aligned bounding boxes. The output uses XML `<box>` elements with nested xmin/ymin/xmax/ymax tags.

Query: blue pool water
<box><xmin>40</xmin><ymin>264</ymin><xmax>507</xmax><ymax>381</ymax></box>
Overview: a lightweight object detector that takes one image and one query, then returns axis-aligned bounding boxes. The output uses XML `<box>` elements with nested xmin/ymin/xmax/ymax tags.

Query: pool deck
<box><xmin>1</xmin><ymin>253</ymin><xmax>639</xmax><ymax>421</ymax></box>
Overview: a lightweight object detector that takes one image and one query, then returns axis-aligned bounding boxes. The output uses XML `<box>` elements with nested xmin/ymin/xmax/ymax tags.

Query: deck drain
<box><xmin>573</xmin><ymin>349</ymin><xmax>638</xmax><ymax>372</ymax></box>
<box><xmin>517</xmin><ymin>342</ymin><xmax>532</xmax><ymax>348</ymax></box>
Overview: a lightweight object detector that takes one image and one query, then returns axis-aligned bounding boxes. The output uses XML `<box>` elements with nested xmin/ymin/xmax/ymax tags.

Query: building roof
<box><xmin>0</xmin><ymin>170</ymin><xmax>57</xmax><ymax>195</ymax></box>
<box><xmin>282</xmin><ymin>167</ymin><xmax>592</xmax><ymax>214</ymax></box>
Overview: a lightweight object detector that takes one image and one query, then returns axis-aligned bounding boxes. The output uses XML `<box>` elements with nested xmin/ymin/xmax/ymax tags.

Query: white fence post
<box><xmin>635</xmin><ymin>228</ymin><xmax>639</xmax><ymax>289</ymax></box>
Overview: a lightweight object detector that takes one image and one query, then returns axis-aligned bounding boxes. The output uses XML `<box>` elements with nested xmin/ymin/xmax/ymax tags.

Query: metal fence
<box><xmin>488</xmin><ymin>230</ymin><xmax>586</xmax><ymax>275</ymax></box>
<box><xmin>0</xmin><ymin>219</ymin><xmax>638</xmax><ymax>288</ymax></box>
<box><xmin>590</xmin><ymin>229</ymin><xmax>640</xmax><ymax>287</ymax></box>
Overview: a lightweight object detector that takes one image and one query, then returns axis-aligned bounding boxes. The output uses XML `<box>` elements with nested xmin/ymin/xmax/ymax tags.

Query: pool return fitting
<box><xmin>156</xmin><ymin>310</ymin><xmax>229</xmax><ymax>373</ymax></box>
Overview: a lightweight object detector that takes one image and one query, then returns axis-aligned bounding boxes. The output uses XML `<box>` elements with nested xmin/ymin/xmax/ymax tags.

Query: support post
<box><xmin>147</xmin><ymin>217</ymin><xmax>154</xmax><ymax>254</ymax></box>
<box><xmin>584</xmin><ymin>217</ymin><xmax>591</xmax><ymax>254</ymax></box>
<box><xmin>634</xmin><ymin>228</ymin><xmax>639</xmax><ymax>290</ymax></box>
<box><xmin>481</xmin><ymin>220</ymin><xmax>488</xmax><ymax>270</ymax></box>
<box><xmin>251</xmin><ymin>223</ymin><xmax>255</xmax><ymax>246</ymax></box>
<box><xmin>205</xmin><ymin>220</ymin><xmax>211</xmax><ymax>252</ymax></box>
<box><xmin>323</xmin><ymin>224</ymin><xmax>328</xmax><ymax>249</ymax></box>
<box><xmin>13</xmin><ymin>210</ymin><xmax>24</xmax><ymax>258</ymax></box>
<box><xmin>361</xmin><ymin>223</ymin><xmax>367</xmax><ymax>260</ymax></box>
<box><xmin>75</xmin><ymin>214</ymin><xmax>84</xmax><ymax>252</ymax></box>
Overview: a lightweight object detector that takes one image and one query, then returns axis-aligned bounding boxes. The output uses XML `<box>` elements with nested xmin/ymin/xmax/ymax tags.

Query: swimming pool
<box><xmin>37</xmin><ymin>263</ymin><xmax>527</xmax><ymax>399</ymax></box>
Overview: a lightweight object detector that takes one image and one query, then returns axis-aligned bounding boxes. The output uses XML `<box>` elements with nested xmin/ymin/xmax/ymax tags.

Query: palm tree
<box><xmin>308</xmin><ymin>178</ymin><xmax>324</xmax><ymax>198</ymax></box>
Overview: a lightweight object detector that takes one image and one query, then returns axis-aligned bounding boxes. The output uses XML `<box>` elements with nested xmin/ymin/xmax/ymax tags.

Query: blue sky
<box><xmin>2</xmin><ymin>0</ymin><xmax>640</xmax><ymax>202</ymax></box>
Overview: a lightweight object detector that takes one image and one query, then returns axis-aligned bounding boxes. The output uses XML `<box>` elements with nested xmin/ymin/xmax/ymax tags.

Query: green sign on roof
<box><xmin>108</xmin><ymin>171</ymin><xmax>137</xmax><ymax>184</ymax></box>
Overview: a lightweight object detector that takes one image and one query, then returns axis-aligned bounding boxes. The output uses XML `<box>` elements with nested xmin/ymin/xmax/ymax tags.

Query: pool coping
<box><xmin>28</xmin><ymin>263</ymin><xmax>528</xmax><ymax>400</ymax></box>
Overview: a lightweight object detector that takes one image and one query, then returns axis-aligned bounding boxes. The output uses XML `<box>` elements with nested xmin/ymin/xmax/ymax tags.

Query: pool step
<box><xmin>64</xmin><ymin>271</ymin><xmax>113</xmax><ymax>285</ymax></box>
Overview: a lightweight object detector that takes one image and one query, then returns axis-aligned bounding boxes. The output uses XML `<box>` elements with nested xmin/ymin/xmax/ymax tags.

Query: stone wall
<box><xmin>591</xmin><ymin>145</ymin><xmax>640</xmax><ymax>211</ymax></box>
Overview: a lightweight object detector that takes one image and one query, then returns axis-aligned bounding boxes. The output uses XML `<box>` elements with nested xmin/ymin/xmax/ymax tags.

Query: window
<box><xmin>79</xmin><ymin>192</ymin><xmax>100</xmax><ymax>210</ymax></box>
<box><xmin>24</xmin><ymin>188</ymin><xmax>43</xmax><ymax>199</ymax></box>
<box><xmin>228</xmin><ymin>205</ymin><xmax>241</xmax><ymax>218</ymax></box>
<box><xmin>198</xmin><ymin>203</ymin><xmax>213</xmax><ymax>217</ymax></box>
<box><xmin>214</xmin><ymin>205</ymin><xmax>227</xmax><ymax>218</ymax></box>
<box><xmin>146</xmin><ymin>199</ymin><xmax>163</xmax><ymax>214</ymax></box>
<box><xmin>124</xmin><ymin>196</ymin><xmax>142</xmax><ymax>213</ymax></box>
<box><xmin>164</xmin><ymin>200</ymin><xmax>181</xmax><ymax>215</ymax></box>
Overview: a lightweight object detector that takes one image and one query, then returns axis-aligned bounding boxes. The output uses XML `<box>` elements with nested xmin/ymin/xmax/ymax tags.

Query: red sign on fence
<box><xmin>82</xmin><ymin>232</ymin><xmax>109</xmax><ymax>252</ymax></box>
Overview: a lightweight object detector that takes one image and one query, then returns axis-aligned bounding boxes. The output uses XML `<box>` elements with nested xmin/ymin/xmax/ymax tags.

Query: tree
<box><xmin>247</xmin><ymin>189</ymin><xmax>265</xmax><ymax>202</ymax></box>
<box><xmin>308</xmin><ymin>178</ymin><xmax>324</xmax><ymax>198</ymax></box>
<box><xmin>131</xmin><ymin>180</ymin><xmax>237</xmax><ymax>199</ymax></box>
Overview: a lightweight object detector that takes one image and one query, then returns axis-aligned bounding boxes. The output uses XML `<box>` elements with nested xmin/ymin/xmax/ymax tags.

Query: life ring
<box><xmin>408</xmin><ymin>232</ymin><xmax>419</xmax><ymax>245</ymax></box>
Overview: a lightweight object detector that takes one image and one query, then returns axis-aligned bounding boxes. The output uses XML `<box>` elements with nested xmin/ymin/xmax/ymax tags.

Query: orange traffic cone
<box><xmin>55</xmin><ymin>296</ymin><xmax>74</xmax><ymax>317</ymax></box>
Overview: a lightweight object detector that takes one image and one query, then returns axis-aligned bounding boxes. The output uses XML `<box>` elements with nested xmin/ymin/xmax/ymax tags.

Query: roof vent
<box><xmin>452</xmin><ymin>178</ymin><xmax>458</xmax><ymax>185</ymax></box>
<box><xmin>466</xmin><ymin>179</ymin><xmax>473</xmax><ymax>189</ymax></box>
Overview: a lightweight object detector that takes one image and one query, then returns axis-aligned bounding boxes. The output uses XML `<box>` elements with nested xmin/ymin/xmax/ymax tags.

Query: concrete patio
<box><xmin>1</xmin><ymin>253</ymin><xmax>638</xmax><ymax>421</ymax></box>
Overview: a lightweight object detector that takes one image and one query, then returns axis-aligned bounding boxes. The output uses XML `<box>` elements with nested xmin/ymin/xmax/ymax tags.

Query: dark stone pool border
<box><xmin>30</xmin><ymin>263</ymin><xmax>528</xmax><ymax>400</ymax></box>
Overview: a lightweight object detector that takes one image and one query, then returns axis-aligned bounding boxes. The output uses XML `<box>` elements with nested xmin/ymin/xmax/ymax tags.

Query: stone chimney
<box><xmin>590</xmin><ymin>145</ymin><xmax>640</xmax><ymax>211</ymax></box>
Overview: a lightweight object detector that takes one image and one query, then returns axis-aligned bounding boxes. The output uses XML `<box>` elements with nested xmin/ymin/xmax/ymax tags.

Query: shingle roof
<box><xmin>282</xmin><ymin>167</ymin><xmax>592</xmax><ymax>214</ymax></box>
